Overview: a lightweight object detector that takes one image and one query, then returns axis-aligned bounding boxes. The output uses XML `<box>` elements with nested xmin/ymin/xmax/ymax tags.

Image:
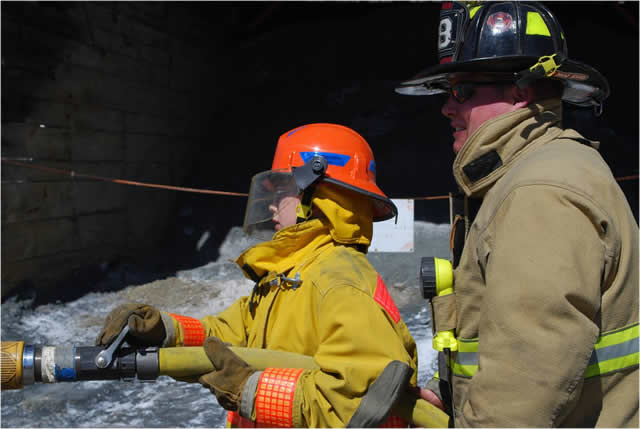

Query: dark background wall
<box><xmin>2</xmin><ymin>1</ymin><xmax>638</xmax><ymax>304</ymax></box>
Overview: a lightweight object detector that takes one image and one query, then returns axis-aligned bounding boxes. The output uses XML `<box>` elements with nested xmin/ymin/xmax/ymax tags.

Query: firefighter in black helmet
<box><xmin>397</xmin><ymin>1</ymin><xmax>610</xmax><ymax>113</ymax></box>
<box><xmin>397</xmin><ymin>2</ymin><xmax>639</xmax><ymax>427</ymax></box>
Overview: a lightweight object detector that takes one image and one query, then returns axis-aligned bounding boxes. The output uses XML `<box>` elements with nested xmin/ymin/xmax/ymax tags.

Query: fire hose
<box><xmin>0</xmin><ymin>340</ymin><xmax>449</xmax><ymax>428</ymax></box>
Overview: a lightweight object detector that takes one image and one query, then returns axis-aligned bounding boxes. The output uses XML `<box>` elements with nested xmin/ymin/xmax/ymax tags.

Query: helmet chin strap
<box><xmin>295</xmin><ymin>185</ymin><xmax>316</xmax><ymax>224</ymax></box>
<box><xmin>292</xmin><ymin>155</ymin><xmax>328</xmax><ymax>224</ymax></box>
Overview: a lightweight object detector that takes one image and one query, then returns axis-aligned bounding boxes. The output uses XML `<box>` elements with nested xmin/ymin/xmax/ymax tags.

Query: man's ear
<box><xmin>508</xmin><ymin>85</ymin><xmax>535</xmax><ymax>108</ymax></box>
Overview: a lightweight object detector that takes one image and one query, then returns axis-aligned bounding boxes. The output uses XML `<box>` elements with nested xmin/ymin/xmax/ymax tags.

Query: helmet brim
<box><xmin>323</xmin><ymin>177</ymin><xmax>398</xmax><ymax>223</ymax></box>
<box><xmin>396</xmin><ymin>56</ymin><xmax>610</xmax><ymax>105</ymax></box>
<box><xmin>402</xmin><ymin>56</ymin><xmax>539</xmax><ymax>84</ymax></box>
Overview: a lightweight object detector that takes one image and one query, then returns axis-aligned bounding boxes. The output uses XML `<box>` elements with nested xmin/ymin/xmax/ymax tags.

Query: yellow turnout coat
<box><xmin>167</xmin><ymin>185</ymin><xmax>418</xmax><ymax>427</ymax></box>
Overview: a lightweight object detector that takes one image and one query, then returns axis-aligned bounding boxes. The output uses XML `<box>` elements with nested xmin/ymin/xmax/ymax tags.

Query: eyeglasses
<box><xmin>448</xmin><ymin>81</ymin><xmax>514</xmax><ymax>104</ymax></box>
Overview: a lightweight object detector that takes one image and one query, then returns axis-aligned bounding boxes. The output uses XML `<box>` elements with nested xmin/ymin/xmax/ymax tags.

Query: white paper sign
<box><xmin>369</xmin><ymin>199</ymin><xmax>414</xmax><ymax>253</ymax></box>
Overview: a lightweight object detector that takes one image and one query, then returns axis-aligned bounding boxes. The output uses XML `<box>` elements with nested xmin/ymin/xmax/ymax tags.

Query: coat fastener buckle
<box><xmin>269</xmin><ymin>272</ymin><xmax>302</xmax><ymax>290</ymax></box>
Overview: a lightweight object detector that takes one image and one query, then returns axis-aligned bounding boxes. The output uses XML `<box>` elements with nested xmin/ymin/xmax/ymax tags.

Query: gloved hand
<box><xmin>95</xmin><ymin>303</ymin><xmax>166</xmax><ymax>347</ymax></box>
<box><xmin>198</xmin><ymin>337</ymin><xmax>257</xmax><ymax>412</ymax></box>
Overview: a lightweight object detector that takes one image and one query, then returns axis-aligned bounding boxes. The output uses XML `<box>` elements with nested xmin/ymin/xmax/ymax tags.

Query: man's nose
<box><xmin>441</xmin><ymin>96</ymin><xmax>457</xmax><ymax>119</ymax></box>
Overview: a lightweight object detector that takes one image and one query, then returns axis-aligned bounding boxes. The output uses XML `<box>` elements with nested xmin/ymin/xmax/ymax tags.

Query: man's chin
<box><xmin>453</xmin><ymin>138</ymin><xmax>466</xmax><ymax>153</ymax></box>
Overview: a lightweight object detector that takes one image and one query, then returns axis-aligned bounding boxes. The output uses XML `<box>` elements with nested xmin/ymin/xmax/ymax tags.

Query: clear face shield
<box><xmin>242</xmin><ymin>169</ymin><xmax>301</xmax><ymax>238</ymax></box>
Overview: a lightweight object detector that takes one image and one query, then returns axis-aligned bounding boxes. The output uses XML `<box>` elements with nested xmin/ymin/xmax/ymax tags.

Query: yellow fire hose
<box><xmin>1</xmin><ymin>341</ymin><xmax>449</xmax><ymax>427</ymax></box>
<box><xmin>160</xmin><ymin>346</ymin><xmax>449</xmax><ymax>427</ymax></box>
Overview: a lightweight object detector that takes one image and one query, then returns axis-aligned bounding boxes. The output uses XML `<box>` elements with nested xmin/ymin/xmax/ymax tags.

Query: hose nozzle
<box><xmin>1</xmin><ymin>341</ymin><xmax>25</xmax><ymax>390</ymax></box>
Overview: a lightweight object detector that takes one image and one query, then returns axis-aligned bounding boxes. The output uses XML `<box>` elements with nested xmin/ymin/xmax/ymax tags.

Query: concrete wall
<box><xmin>1</xmin><ymin>2</ymin><xmax>222</xmax><ymax>298</ymax></box>
<box><xmin>2</xmin><ymin>2</ymin><xmax>637</xmax><ymax>302</ymax></box>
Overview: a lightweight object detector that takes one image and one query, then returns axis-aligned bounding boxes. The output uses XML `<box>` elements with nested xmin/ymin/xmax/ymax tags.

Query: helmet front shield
<box><xmin>242</xmin><ymin>170</ymin><xmax>300</xmax><ymax>236</ymax></box>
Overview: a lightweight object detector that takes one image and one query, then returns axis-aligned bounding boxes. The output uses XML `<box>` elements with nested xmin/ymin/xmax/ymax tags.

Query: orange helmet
<box><xmin>272</xmin><ymin>123</ymin><xmax>397</xmax><ymax>222</ymax></box>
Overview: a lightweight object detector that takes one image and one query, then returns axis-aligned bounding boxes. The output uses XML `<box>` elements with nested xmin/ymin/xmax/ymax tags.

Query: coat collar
<box><xmin>235</xmin><ymin>218</ymin><xmax>334</xmax><ymax>284</ymax></box>
<box><xmin>453</xmin><ymin>98</ymin><xmax>566</xmax><ymax>197</ymax></box>
<box><xmin>236</xmin><ymin>182</ymin><xmax>374</xmax><ymax>283</ymax></box>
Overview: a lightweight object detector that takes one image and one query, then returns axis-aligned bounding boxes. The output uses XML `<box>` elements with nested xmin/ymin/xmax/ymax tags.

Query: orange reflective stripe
<box><xmin>227</xmin><ymin>411</ymin><xmax>258</xmax><ymax>428</ymax></box>
<box><xmin>230</xmin><ymin>388</ymin><xmax>406</xmax><ymax>428</ymax></box>
<box><xmin>168</xmin><ymin>313</ymin><xmax>205</xmax><ymax>346</ymax></box>
<box><xmin>374</xmin><ymin>274</ymin><xmax>400</xmax><ymax>323</ymax></box>
<box><xmin>255</xmin><ymin>368</ymin><xmax>303</xmax><ymax>427</ymax></box>
<box><xmin>378</xmin><ymin>415</ymin><xmax>409</xmax><ymax>428</ymax></box>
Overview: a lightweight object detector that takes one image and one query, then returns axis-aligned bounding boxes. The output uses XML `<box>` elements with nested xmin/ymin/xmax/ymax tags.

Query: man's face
<box><xmin>441</xmin><ymin>79</ymin><xmax>524</xmax><ymax>153</ymax></box>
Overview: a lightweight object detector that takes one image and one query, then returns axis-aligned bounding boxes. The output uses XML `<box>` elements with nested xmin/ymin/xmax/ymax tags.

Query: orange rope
<box><xmin>1</xmin><ymin>159</ymin><xmax>248</xmax><ymax>197</ymax></box>
<box><xmin>2</xmin><ymin>159</ymin><xmax>638</xmax><ymax>200</ymax></box>
<box><xmin>614</xmin><ymin>175</ymin><xmax>640</xmax><ymax>182</ymax></box>
<box><xmin>410</xmin><ymin>195</ymin><xmax>450</xmax><ymax>201</ymax></box>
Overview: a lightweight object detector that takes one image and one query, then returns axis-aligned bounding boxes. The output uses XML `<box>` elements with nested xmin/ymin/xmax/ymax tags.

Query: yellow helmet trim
<box><xmin>526</xmin><ymin>12</ymin><xmax>551</xmax><ymax>37</ymax></box>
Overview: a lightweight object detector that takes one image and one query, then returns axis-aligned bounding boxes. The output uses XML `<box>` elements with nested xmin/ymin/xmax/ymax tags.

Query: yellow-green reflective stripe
<box><xmin>453</xmin><ymin>339</ymin><xmax>478</xmax><ymax>377</ymax></box>
<box><xmin>449</xmin><ymin>326</ymin><xmax>639</xmax><ymax>379</ymax></box>
<box><xmin>594</xmin><ymin>324</ymin><xmax>638</xmax><ymax>349</ymax></box>
<box><xmin>585</xmin><ymin>354</ymin><xmax>639</xmax><ymax>378</ymax></box>
<box><xmin>585</xmin><ymin>324</ymin><xmax>639</xmax><ymax>378</ymax></box>
<box><xmin>452</xmin><ymin>362</ymin><xmax>477</xmax><ymax>377</ymax></box>
<box><xmin>457</xmin><ymin>339</ymin><xmax>478</xmax><ymax>353</ymax></box>
<box><xmin>469</xmin><ymin>6</ymin><xmax>481</xmax><ymax>19</ymax></box>
<box><xmin>526</xmin><ymin>12</ymin><xmax>551</xmax><ymax>36</ymax></box>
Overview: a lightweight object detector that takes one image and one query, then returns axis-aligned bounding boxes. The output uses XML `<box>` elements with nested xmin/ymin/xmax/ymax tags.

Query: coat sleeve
<box><xmin>200</xmin><ymin>296</ymin><xmax>252</xmax><ymax>346</ymax></box>
<box><xmin>456</xmin><ymin>185</ymin><xmax>607</xmax><ymax>427</ymax></box>
<box><xmin>294</xmin><ymin>284</ymin><xmax>416</xmax><ymax>427</ymax></box>
<box><xmin>166</xmin><ymin>296</ymin><xmax>252</xmax><ymax>347</ymax></box>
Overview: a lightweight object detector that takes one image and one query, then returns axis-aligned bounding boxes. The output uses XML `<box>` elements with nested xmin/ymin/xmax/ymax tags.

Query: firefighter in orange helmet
<box><xmin>96</xmin><ymin>123</ymin><xmax>419</xmax><ymax>427</ymax></box>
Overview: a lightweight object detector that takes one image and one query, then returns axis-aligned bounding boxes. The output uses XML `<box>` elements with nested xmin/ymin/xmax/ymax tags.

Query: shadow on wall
<box><xmin>2</xmin><ymin>3</ymin><xmax>94</xmax><ymax>306</ymax></box>
<box><xmin>1</xmin><ymin>2</ymin><xmax>82</xmax><ymax>125</ymax></box>
<box><xmin>1</xmin><ymin>2</ymin><xmax>210</xmax><ymax>305</ymax></box>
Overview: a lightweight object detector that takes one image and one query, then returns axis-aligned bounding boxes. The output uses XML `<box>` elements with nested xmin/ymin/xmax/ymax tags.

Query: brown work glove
<box><xmin>95</xmin><ymin>303</ymin><xmax>166</xmax><ymax>347</ymax></box>
<box><xmin>198</xmin><ymin>337</ymin><xmax>258</xmax><ymax>413</ymax></box>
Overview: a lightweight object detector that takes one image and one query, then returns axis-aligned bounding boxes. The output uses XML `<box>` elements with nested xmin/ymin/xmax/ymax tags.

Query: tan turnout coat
<box><xmin>448</xmin><ymin>98</ymin><xmax>639</xmax><ymax>427</ymax></box>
